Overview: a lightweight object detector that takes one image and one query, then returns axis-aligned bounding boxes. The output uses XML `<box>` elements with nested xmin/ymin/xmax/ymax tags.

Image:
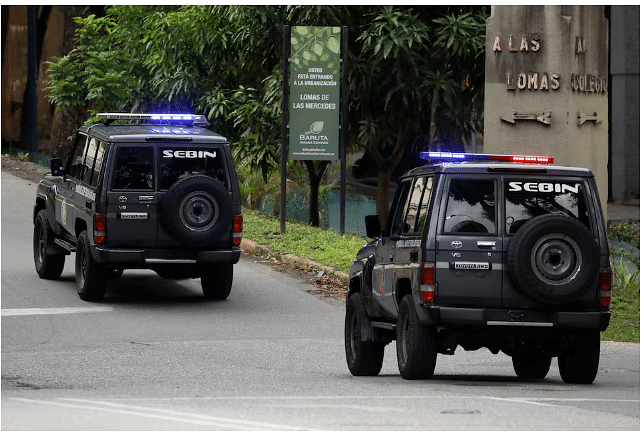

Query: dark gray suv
<box><xmin>345</xmin><ymin>152</ymin><xmax>612</xmax><ymax>384</ymax></box>
<box><xmin>33</xmin><ymin>113</ymin><xmax>243</xmax><ymax>301</ymax></box>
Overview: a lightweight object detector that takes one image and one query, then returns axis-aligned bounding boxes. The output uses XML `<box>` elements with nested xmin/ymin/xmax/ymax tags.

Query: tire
<box><xmin>201</xmin><ymin>264</ymin><xmax>233</xmax><ymax>300</ymax></box>
<box><xmin>161</xmin><ymin>175</ymin><xmax>232</xmax><ymax>247</ymax></box>
<box><xmin>75</xmin><ymin>231</ymin><xmax>107</xmax><ymax>301</ymax></box>
<box><xmin>344</xmin><ymin>293</ymin><xmax>385</xmax><ymax>376</ymax></box>
<box><xmin>558</xmin><ymin>331</ymin><xmax>601</xmax><ymax>384</ymax></box>
<box><xmin>33</xmin><ymin>210</ymin><xmax>65</xmax><ymax>279</ymax></box>
<box><xmin>508</xmin><ymin>215</ymin><xmax>599</xmax><ymax>304</ymax></box>
<box><xmin>396</xmin><ymin>295</ymin><xmax>437</xmax><ymax>380</ymax></box>
<box><xmin>512</xmin><ymin>345</ymin><xmax>552</xmax><ymax>379</ymax></box>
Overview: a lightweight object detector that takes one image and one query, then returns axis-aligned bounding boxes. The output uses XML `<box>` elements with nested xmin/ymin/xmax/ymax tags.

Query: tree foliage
<box><xmin>46</xmin><ymin>5</ymin><xmax>488</xmax><ymax>227</ymax></box>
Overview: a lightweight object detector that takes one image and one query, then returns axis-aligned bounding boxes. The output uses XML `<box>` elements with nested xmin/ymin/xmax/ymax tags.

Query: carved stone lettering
<box><xmin>506</xmin><ymin>73</ymin><xmax>561</xmax><ymax>91</ymax></box>
<box><xmin>571</xmin><ymin>74</ymin><xmax>607</xmax><ymax>93</ymax></box>
<box><xmin>575</xmin><ymin>36</ymin><xmax>586</xmax><ymax>54</ymax></box>
<box><xmin>492</xmin><ymin>34</ymin><xmax>540</xmax><ymax>52</ymax></box>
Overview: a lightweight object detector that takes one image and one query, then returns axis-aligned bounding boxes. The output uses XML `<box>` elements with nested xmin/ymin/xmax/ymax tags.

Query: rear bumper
<box><xmin>419</xmin><ymin>304</ymin><xmax>611</xmax><ymax>331</ymax></box>
<box><xmin>91</xmin><ymin>245</ymin><xmax>241</xmax><ymax>265</ymax></box>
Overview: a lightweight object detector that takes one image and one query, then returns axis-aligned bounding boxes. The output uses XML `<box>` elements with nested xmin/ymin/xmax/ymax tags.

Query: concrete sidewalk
<box><xmin>607</xmin><ymin>200</ymin><xmax>640</xmax><ymax>226</ymax></box>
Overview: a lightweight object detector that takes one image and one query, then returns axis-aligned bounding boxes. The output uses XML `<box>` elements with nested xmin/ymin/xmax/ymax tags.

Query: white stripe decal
<box><xmin>1</xmin><ymin>307</ymin><xmax>113</xmax><ymax>316</ymax></box>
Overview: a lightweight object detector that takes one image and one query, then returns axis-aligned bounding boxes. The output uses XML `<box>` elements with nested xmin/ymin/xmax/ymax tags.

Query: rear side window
<box><xmin>401</xmin><ymin>177</ymin><xmax>433</xmax><ymax>235</ymax></box>
<box><xmin>81</xmin><ymin>138</ymin><xmax>105</xmax><ymax>187</ymax></box>
<box><xmin>67</xmin><ymin>133</ymin><xmax>89</xmax><ymax>180</ymax></box>
<box><xmin>111</xmin><ymin>146</ymin><xmax>154</xmax><ymax>190</ymax></box>
<box><xmin>505</xmin><ymin>180</ymin><xmax>590</xmax><ymax>233</ymax></box>
<box><xmin>89</xmin><ymin>140</ymin><xmax>106</xmax><ymax>187</ymax></box>
<box><xmin>442</xmin><ymin>178</ymin><xmax>496</xmax><ymax>234</ymax></box>
<box><xmin>159</xmin><ymin>146</ymin><xmax>227</xmax><ymax>190</ymax></box>
<box><xmin>390</xmin><ymin>180</ymin><xmax>412</xmax><ymax>236</ymax></box>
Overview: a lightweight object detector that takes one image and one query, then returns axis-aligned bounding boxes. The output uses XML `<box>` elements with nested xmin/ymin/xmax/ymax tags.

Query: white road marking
<box><xmin>1</xmin><ymin>307</ymin><xmax>113</xmax><ymax>316</ymax></box>
<box><xmin>110</xmin><ymin>394</ymin><xmax>640</xmax><ymax>404</ymax></box>
<box><xmin>11</xmin><ymin>398</ymin><xmax>317</xmax><ymax>431</ymax></box>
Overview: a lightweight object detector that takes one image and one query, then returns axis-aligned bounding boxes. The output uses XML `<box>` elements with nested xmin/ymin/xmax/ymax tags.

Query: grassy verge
<box><xmin>242</xmin><ymin>208</ymin><xmax>369</xmax><ymax>273</ymax></box>
<box><xmin>244</xmin><ymin>209</ymin><xmax>639</xmax><ymax>343</ymax></box>
<box><xmin>603</xmin><ymin>222</ymin><xmax>640</xmax><ymax>343</ymax></box>
<box><xmin>603</xmin><ymin>274</ymin><xmax>639</xmax><ymax>342</ymax></box>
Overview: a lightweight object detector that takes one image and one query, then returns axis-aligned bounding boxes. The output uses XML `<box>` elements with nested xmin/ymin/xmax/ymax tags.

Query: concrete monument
<box><xmin>484</xmin><ymin>5</ymin><xmax>609</xmax><ymax>215</ymax></box>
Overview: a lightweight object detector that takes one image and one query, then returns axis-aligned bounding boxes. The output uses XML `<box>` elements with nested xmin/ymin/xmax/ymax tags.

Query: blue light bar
<box><xmin>420</xmin><ymin>151</ymin><xmax>554</xmax><ymax>165</ymax></box>
<box><xmin>97</xmin><ymin>113</ymin><xmax>208</xmax><ymax>126</ymax></box>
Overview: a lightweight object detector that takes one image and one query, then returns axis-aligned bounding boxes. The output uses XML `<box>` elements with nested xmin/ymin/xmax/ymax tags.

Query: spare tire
<box><xmin>508</xmin><ymin>214</ymin><xmax>599</xmax><ymax>305</ymax></box>
<box><xmin>161</xmin><ymin>175</ymin><xmax>231</xmax><ymax>247</ymax></box>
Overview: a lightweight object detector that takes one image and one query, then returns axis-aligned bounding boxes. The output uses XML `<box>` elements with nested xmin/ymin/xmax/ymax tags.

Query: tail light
<box><xmin>599</xmin><ymin>267</ymin><xmax>612</xmax><ymax>309</ymax></box>
<box><xmin>232</xmin><ymin>215</ymin><xmax>243</xmax><ymax>246</ymax></box>
<box><xmin>93</xmin><ymin>213</ymin><xmax>106</xmax><ymax>244</ymax></box>
<box><xmin>420</xmin><ymin>262</ymin><xmax>436</xmax><ymax>302</ymax></box>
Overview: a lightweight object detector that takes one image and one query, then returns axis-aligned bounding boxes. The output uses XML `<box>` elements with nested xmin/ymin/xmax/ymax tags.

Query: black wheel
<box><xmin>161</xmin><ymin>175</ymin><xmax>232</xmax><ymax>247</ymax></box>
<box><xmin>508</xmin><ymin>215</ymin><xmax>599</xmax><ymax>304</ymax></box>
<box><xmin>558</xmin><ymin>331</ymin><xmax>601</xmax><ymax>384</ymax></box>
<box><xmin>75</xmin><ymin>231</ymin><xmax>106</xmax><ymax>301</ymax></box>
<box><xmin>512</xmin><ymin>345</ymin><xmax>552</xmax><ymax>379</ymax></box>
<box><xmin>396</xmin><ymin>295</ymin><xmax>437</xmax><ymax>380</ymax></box>
<box><xmin>201</xmin><ymin>264</ymin><xmax>233</xmax><ymax>300</ymax></box>
<box><xmin>344</xmin><ymin>293</ymin><xmax>385</xmax><ymax>376</ymax></box>
<box><xmin>33</xmin><ymin>210</ymin><xmax>65</xmax><ymax>279</ymax></box>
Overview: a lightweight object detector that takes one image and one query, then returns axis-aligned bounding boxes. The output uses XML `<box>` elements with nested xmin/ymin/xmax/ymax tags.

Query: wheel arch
<box><xmin>395</xmin><ymin>277</ymin><xmax>412</xmax><ymax>310</ymax></box>
<box><xmin>33</xmin><ymin>197</ymin><xmax>46</xmax><ymax>223</ymax></box>
<box><xmin>75</xmin><ymin>217</ymin><xmax>88</xmax><ymax>238</ymax></box>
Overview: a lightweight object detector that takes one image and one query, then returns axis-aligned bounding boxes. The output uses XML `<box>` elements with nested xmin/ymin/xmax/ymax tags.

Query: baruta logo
<box><xmin>162</xmin><ymin>150</ymin><xmax>217</xmax><ymax>158</ymax></box>
<box><xmin>300</xmin><ymin>121</ymin><xmax>328</xmax><ymax>141</ymax></box>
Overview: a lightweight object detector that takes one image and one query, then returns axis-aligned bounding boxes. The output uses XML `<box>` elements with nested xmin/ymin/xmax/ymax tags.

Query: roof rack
<box><xmin>420</xmin><ymin>151</ymin><xmax>554</xmax><ymax>165</ymax></box>
<box><xmin>96</xmin><ymin>113</ymin><xmax>208</xmax><ymax>127</ymax></box>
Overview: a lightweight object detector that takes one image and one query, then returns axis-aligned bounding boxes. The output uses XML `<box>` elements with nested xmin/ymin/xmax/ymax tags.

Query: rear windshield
<box><xmin>505</xmin><ymin>179</ymin><xmax>590</xmax><ymax>233</ymax></box>
<box><xmin>111</xmin><ymin>146</ymin><xmax>154</xmax><ymax>190</ymax></box>
<box><xmin>159</xmin><ymin>145</ymin><xmax>228</xmax><ymax>190</ymax></box>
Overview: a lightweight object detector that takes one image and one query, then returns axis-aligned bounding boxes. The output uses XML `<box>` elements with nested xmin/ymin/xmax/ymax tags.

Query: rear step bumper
<box><xmin>90</xmin><ymin>245</ymin><xmax>241</xmax><ymax>265</ymax></box>
<box><xmin>419</xmin><ymin>304</ymin><xmax>611</xmax><ymax>331</ymax></box>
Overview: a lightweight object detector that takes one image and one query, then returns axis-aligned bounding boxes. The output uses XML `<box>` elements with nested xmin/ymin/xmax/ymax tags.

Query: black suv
<box><xmin>345</xmin><ymin>152</ymin><xmax>612</xmax><ymax>384</ymax></box>
<box><xmin>33</xmin><ymin>113</ymin><xmax>242</xmax><ymax>301</ymax></box>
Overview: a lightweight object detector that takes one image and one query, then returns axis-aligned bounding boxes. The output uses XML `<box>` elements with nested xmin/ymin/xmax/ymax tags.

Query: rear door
<box><xmin>57</xmin><ymin>133</ymin><xmax>88</xmax><ymax>237</ymax></box>
<box><xmin>371</xmin><ymin>179</ymin><xmax>412</xmax><ymax>318</ymax></box>
<box><xmin>391</xmin><ymin>176</ymin><xmax>433</xmax><ymax>310</ymax></box>
<box><xmin>105</xmin><ymin>144</ymin><xmax>158</xmax><ymax>247</ymax></box>
<box><xmin>502</xmin><ymin>175</ymin><xmax>594</xmax><ymax>306</ymax></box>
<box><xmin>435</xmin><ymin>176</ymin><xmax>503</xmax><ymax>307</ymax></box>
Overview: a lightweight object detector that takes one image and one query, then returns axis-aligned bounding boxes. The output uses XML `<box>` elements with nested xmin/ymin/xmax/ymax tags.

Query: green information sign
<box><xmin>289</xmin><ymin>26</ymin><xmax>341</xmax><ymax>160</ymax></box>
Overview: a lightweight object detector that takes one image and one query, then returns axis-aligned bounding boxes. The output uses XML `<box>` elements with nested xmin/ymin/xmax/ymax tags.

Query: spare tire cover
<box><xmin>161</xmin><ymin>175</ymin><xmax>231</xmax><ymax>247</ymax></box>
<box><xmin>508</xmin><ymin>214</ymin><xmax>599</xmax><ymax>305</ymax></box>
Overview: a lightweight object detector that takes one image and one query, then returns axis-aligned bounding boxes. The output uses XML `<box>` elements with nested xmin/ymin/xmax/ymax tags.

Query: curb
<box><xmin>240</xmin><ymin>239</ymin><xmax>349</xmax><ymax>282</ymax></box>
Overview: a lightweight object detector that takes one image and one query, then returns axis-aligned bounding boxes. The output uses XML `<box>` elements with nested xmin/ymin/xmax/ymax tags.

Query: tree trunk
<box><xmin>19</xmin><ymin>6</ymin><xmax>52</xmax><ymax>150</ymax></box>
<box><xmin>375</xmin><ymin>165</ymin><xmax>393</xmax><ymax>229</ymax></box>
<box><xmin>49</xmin><ymin>105</ymin><xmax>79</xmax><ymax>158</ymax></box>
<box><xmin>369</xmin><ymin>124</ymin><xmax>413</xmax><ymax>228</ymax></box>
<box><xmin>303</xmin><ymin>160</ymin><xmax>328</xmax><ymax>227</ymax></box>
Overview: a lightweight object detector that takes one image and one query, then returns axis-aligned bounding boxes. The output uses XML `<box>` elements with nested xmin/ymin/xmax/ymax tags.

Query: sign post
<box><xmin>288</xmin><ymin>26</ymin><xmax>341</xmax><ymax>160</ymax></box>
<box><xmin>281</xmin><ymin>26</ymin><xmax>344</xmax><ymax>234</ymax></box>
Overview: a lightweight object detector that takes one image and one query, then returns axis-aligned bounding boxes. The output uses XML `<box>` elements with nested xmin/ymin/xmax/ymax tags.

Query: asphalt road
<box><xmin>1</xmin><ymin>171</ymin><xmax>640</xmax><ymax>431</ymax></box>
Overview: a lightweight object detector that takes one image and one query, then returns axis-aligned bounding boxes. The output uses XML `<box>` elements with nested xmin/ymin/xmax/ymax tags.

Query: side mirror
<box><xmin>364</xmin><ymin>215</ymin><xmax>382</xmax><ymax>239</ymax></box>
<box><xmin>51</xmin><ymin>158</ymin><xmax>65</xmax><ymax>177</ymax></box>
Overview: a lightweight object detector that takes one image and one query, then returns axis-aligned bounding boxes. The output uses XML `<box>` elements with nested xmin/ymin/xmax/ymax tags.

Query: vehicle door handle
<box><xmin>86</xmin><ymin>200</ymin><xmax>93</xmax><ymax>209</ymax></box>
<box><xmin>410</xmin><ymin>251</ymin><xmax>418</xmax><ymax>262</ymax></box>
<box><xmin>477</xmin><ymin>241</ymin><xmax>496</xmax><ymax>249</ymax></box>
